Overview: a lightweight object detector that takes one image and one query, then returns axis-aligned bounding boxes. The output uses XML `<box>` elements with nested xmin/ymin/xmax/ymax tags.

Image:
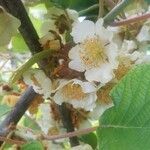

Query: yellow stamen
<box><xmin>62</xmin><ymin>82</ymin><xmax>85</xmax><ymax>100</ymax></box>
<box><xmin>80</xmin><ymin>38</ymin><xmax>108</xmax><ymax>69</ymax></box>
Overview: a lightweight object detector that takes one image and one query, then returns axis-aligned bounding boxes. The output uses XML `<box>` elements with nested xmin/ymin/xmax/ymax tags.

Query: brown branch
<box><xmin>103</xmin><ymin>0</ymin><xmax>131</xmax><ymax>25</ymax></box>
<box><xmin>58</xmin><ymin>103</ymin><xmax>79</xmax><ymax>147</ymax></box>
<box><xmin>111</xmin><ymin>12</ymin><xmax>150</xmax><ymax>26</ymax></box>
<box><xmin>0</xmin><ymin>87</ymin><xmax>37</xmax><ymax>136</ymax></box>
<box><xmin>0</xmin><ymin>136</ymin><xmax>25</xmax><ymax>146</ymax></box>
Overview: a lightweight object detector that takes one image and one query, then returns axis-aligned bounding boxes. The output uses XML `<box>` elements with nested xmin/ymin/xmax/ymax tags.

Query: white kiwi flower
<box><xmin>53</xmin><ymin>79</ymin><xmax>97</xmax><ymax>111</ymax></box>
<box><xmin>69</xmin><ymin>19</ymin><xmax>119</xmax><ymax>83</ymax></box>
<box><xmin>23</xmin><ymin>69</ymin><xmax>52</xmax><ymax>99</ymax></box>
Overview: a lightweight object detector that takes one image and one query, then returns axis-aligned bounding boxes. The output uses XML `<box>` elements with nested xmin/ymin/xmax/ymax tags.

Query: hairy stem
<box><xmin>98</xmin><ymin>0</ymin><xmax>104</xmax><ymax>18</ymax></box>
<box><xmin>79</xmin><ymin>4</ymin><xmax>99</xmax><ymax>16</ymax></box>
<box><xmin>0</xmin><ymin>136</ymin><xmax>25</xmax><ymax>146</ymax></box>
<box><xmin>0</xmin><ymin>87</ymin><xmax>37</xmax><ymax>136</ymax></box>
<box><xmin>111</xmin><ymin>12</ymin><xmax>150</xmax><ymax>26</ymax></box>
<box><xmin>58</xmin><ymin>103</ymin><xmax>79</xmax><ymax>147</ymax></box>
<box><xmin>43</xmin><ymin>126</ymin><xmax>98</xmax><ymax>141</ymax></box>
<box><xmin>103</xmin><ymin>0</ymin><xmax>131</xmax><ymax>25</ymax></box>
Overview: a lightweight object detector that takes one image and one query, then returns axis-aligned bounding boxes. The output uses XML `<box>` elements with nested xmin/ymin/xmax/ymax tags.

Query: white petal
<box><xmin>130</xmin><ymin>51</ymin><xmax>143</xmax><ymax>62</ymax></box>
<box><xmin>106</xmin><ymin>42</ymin><xmax>119</xmax><ymax>68</ymax></box>
<box><xmin>69</xmin><ymin>93</ymin><xmax>96</xmax><ymax>111</ymax></box>
<box><xmin>71</xmin><ymin>20</ymin><xmax>95</xmax><ymax>43</ymax></box>
<box><xmin>40</xmin><ymin>20</ymin><xmax>56</xmax><ymax>36</ymax></box>
<box><xmin>66</xmin><ymin>9</ymin><xmax>78</xmax><ymax>22</ymax></box>
<box><xmin>78</xmin><ymin>120</ymin><xmax>92</xmax><ymax>130</ymax></box>
<box><xmin>136</xmin><ymin>25</ymin><xmax>150</xmax><ymax>42</ymax></box>
<box><xmin>69</xmin><ymin>60</ymin><xmax>85</xmax><ymax>72</ymax></box>
<box><xmin>53</xmin><ymin>90</ymin><xmax>65</xmax><ymax>105</ymax></box>
<box><xmin>68</xmin><ymin>45</ymin><xmax>81</xmax><ymax>60</ymax></box>
<box><xmin>121</xmin><ymin>40</ymin><xmax>137</xmax><ymax>53</ymax></box>
<box><xmin>37</xmin><ymin>104</ymin><xmax>54</xmax><ymax>134</ymax></box>
<box><xmin>81</xmin><ymin>82</ymin><xmax>97</xmax><ymax>93</ymax></box>
<box><xmin>95</xmin><ymin>18</ymin><xmax>113</xmax><ymax>42</ymax></box>
<box><xmin>23</xmin><ymin>69</ymin><xmax>52</xmax><ymax>99</ymax></box>
<box><xmin>83</xmin><ymin>94</ymin><xmax>97</xmax><ymax>110</ymax></box>
<box><xmin>72</xmin><ymin>79</ymin><xmax>97</xmax><ymax>93</ymax></box>
<box><xmin>89</xmin><ymin>102</ymin><xmax>113</xmax><ymax>120</ymax></box>
<box><xmin>85</xmin><ymin>64</ymin><xmax>114</xmax><ymax>83</ymax></box>
<box><xmin>53</xmin><ymin>79</ymin><xmax>75</xmax><ymax>93</ymax></box>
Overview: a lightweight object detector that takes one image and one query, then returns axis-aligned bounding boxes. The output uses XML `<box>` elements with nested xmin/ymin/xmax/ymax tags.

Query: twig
<box><xmin>58</xmin><ymin>103</ymin><xmax>79</xmax><ymax>147</ymax></box>
<box><xmin>103</xmin><ymin>0</ymin><xmax>131</xmax><ymax>25</ymax></box>
<box><xmin>98</xmin><ymin>0</ymin><xmax>104</xmax><ymax>18</ymax></box>
<box><xmin>0</xmin><ymin>131</ymin><xmax>13</xmax><ymax>150</ymax></box>
<box><xmin>0</xmin><ymin>87</ymin><xmax>37</xmax><ymax>136</ymax></box>
<box><xmin>43</xmin><ymin>126</ymin><xmax>98</xmax><ymax>141</ymax></box>
<box><xmin>106</xmin><ymin>0</ymin><xmax>116</xmax><ymax>8</ymax></box>
<box><xmin>79</xmin><ymin>4</ymin><xmax>99</xmax><ymax>16</ymax></box>
<box><xmin>111</xmin><ymin>12</ymin><xmax>150</xmax><ymax>26</ymax></box>
<box><xmin>0</xmin><ymin>136</ymin><xmax>25</xmax><ymax>146</ymax></box>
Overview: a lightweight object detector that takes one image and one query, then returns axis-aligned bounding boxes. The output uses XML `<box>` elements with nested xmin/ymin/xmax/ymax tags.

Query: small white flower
<box><xmin>69</xmin><ymin>19</ymin><xmax>118</xmax><ymax>83</ymax></box>
<box><xmin>53</xmin><ymin>79</ymin><xmax>97</xmax><ymax>111</ymax></box>
<box><xmin>120</xmin><ymin>40</ymin><xmax>137</xmax><ymax>54</ymax></box>
<box><xmin>41</xmin><ymin>7</ymin><xmax>78</xmax><ymax>35</ymax></box>
<box><xmin>119</xmin><ymin>39</ymin><xmax>149</xmax><ymax>64</ymax></box>
<box><xmin>23</xmin><ymin>69</ymin><xmax>52</xmax><ymax>99</ymax></box>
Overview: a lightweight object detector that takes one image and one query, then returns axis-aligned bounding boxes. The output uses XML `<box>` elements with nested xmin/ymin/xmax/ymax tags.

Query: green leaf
<box><xmin>0</xmin><ymin>7</ymin><xmax>20</xmax><ymax>47</ymax></box>
<box><xmin>97</xmin><ymin>64</ymin><xmax>150</xmax><ymax>150</ymax></box>
<box><xmin>21</xmin><ymin>141</ymin><xmax>44</xmax><ymax>150</ymax></box>
<box><xmin>50</xmin><ymin>0</ymin><xmax>98</xmax><ymax>11</ymax></box>
<box><xmin>23</xmin><ymin>115</ymin><xmax>41</xmax><ymax>131</ymax></box>
<box><xmin>50</xmin><ymin>0</ymin><xmax>71</xmax><ymax>8</ymax></box>
<box><xmin>80</xmin><ymin>132</ymin><xmax>97</xmax><ymax>149</ymax></box>
<box><xmin>0</xmin><ymin>104</ymin><xmax>11</xmax><ymax>118</ymax></box>
<box><xmin>12</xmin><ymin>33</ymin><xmax>28</xmax><ymax>52</ymax></box>
<box><xmin>41</xmin><ymin>0</ymin><xmax>54</xmax><ymax>8</ymax></box>
<box><xmin>69</xmin><ymin>0</ymin><xmax>98</xmax><ymax>11</ymax></box>
<box><xmin>9</xmin><ymin>49</ymin><xmax>53</xmax><ymax>84</ymax></box>
<box><xmin>145</xmin><ymin>0</ymin><xmax>150</xmax><ymax>4</ymax></box>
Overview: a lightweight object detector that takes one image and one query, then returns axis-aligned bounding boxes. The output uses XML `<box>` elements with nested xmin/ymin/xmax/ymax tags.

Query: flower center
<box><xmin>80</xmin><ymin>38</ymin><xmax>108</xmax><ymax>69</ymax></box>
<box><xmin>62</xmin><ymin>82</ymin><xmax>86</xmax><ymax>100</ymax></box>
